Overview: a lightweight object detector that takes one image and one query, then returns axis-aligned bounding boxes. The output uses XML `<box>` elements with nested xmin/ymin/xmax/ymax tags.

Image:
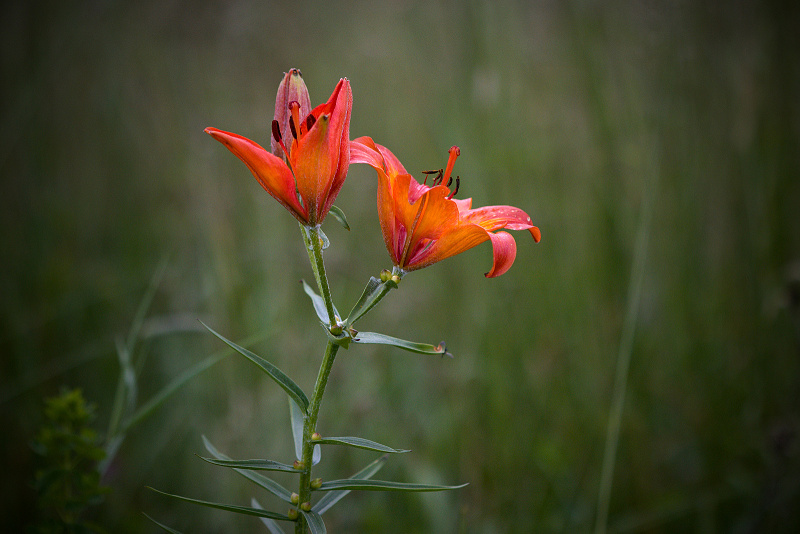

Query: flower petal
<box><xmin>204</xmin><ymin>127</ymin><xmax>307</xmax><ymax>221</ymax></box>
<box><xmin>350</xmin><ymin>136</ymin><xmax>407</xmax><ymax>176</ymax></box>
<box><xmin>462</xmin><ymin>205</ymin><xmax>536</xmax><ymax>232</ymax></box>
<box><xmin>404</xmin><ymin>222</ymin><xmax>489</xmax><ymax>271</ymax></box>
<box><xmin>291</xmin><ymin>79</ymin><xmax>351</xmax><ymax>224</ymax></box>
<box><xmin>319</xmin><ymin>79</ymin><xmax>352</xmax><ymax>220</ymax></box>
<box><xmin>484</xmin><ymin>231</ymin><xmax>517</xmax><ymax>278</ymax></box>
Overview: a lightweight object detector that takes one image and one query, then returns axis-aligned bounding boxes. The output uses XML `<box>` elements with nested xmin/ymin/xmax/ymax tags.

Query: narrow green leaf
<box><xmin>147</xmin><ymin>487</ymin><xmax>292</xmax><ymax>521</ymax></box>
<box><xmin>344</xmin><ymin>277</ymin><xmax>386</xmax><ymax>327</ymax></box>
<box><xmin>328</xmin><ymin>205</ymin><xmax>350</xmax><ymax>231</ymax></box>
<box><xmin>314</xmin><ymin>436</ymin><xmax>409</xmax><ymax>454</ymax></box>
<box><xmin>316</xmin><ymin>479</ymin><xmax>468</xmax><ymax>492</ymax></box>
<box><xmin>289</xmin><ymin>398</ymin><xmax>320</xmax><ymax>465</ymax></box>
<box><xmin>251</xmin><ymin>499</ymin><xmax>287</xmax><ymax>534</ymax></box>
<box><xmin>201</xmin><ymin>322</ymin><xmax>309</xmax><ymax>413</ymax></box>
<box><xmin>351</xmin><ymin>331</ymin><xmax>451</xmax><ymax>356</ymax></box>
<box><xmin>302</xmin><ymin>280</ymin><xmax>332</xmax><ymax>324</ymax></box>
<box><xmin>313</xmin><ymin>456</ymin><xmax>388</xmax><ymax>515</ymax></box>
<box><xmin>301</xmin><ymin>280</ymin><xmax>341</xmax><ymax>324</ymax></box>
<box><xmin>126</xmin><ymin>257</ymin><xmax>168</xmax><ymax>353</ymax></box>
<box><xmin>122</xmin><ymin>340</ymin><xmax>243</xmax><ymax>433</ymax></box>
<box><xmin>197</xmin><ymin>456</ymin><xmax>300</xmax><ymax>473</ymax></box>
<box><xmin>203</xmin><ymin>436</ymin><xmax>293</xmax><ymax>503</ymax></box>
<box><xmin>300</xmin><ymin>510</ymin><xmax>327</xmax><ymax>534</ymax></box>
<box><xmin>142</xmin><ymin>512</ymin><xmax>183</xmax><ymax>534</ymax></box>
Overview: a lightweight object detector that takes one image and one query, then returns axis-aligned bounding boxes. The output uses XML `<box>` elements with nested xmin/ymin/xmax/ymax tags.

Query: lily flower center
<box><xmin>272</xmin><ymin>101</ymin><xmax>319</xmax><ymax>161</ymax></box>
<box><xmin>421</xmin><ymin>146</ymin><xmax>462</xmax><ymax>199</ymax></box>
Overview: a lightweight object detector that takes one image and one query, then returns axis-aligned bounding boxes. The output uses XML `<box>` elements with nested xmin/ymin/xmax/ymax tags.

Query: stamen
<box><xmin>422</xmin><ymin>169</ymin><xmax>441</xmax><ymax>185</ymax></box>
<box><xmin>289</xmin><ymin>116</ymin><xmax>298</xmax><ymax>139</ymax></box>
<box><xmin>272</xmin><ymin>119</ymin><xmax>290</xmax><ymax>157</ymax></box>
<box><xmin>271</xmin><ymin>120</ymin><xmax>282</xmax><ymax>143</ymax></box>
<box><xmin>306</xmin><ymin>114</ymin><xmax>316</xmax><ymax>131</ymax></box>
<box><xmin>447</xmin><ymin>177</ymin><xmax>460</xmax><ymax>199</ymax></box>
<box><xmin>442</xmin><ymin>146</ymin><xmax>460</xmax><ymax>185</ymax></box>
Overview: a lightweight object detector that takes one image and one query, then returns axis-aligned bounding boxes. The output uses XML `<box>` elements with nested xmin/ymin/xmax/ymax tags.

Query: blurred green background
<box><xmin>2</xmin><ymin>0</ymin><xmax>799</xmax><ymax>532</ymax></box>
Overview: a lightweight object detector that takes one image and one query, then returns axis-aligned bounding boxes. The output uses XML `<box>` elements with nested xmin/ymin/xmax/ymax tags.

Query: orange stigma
<box><xmin>443</xmin><ymin>146</ymin><xmax>460</xmax><ymax>185</ymax></box>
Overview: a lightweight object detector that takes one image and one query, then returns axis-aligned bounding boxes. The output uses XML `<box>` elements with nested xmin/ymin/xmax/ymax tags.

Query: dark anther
<box><xmin>289</xmin><ymin>117</ymin><xmax>298</xmax><ymax>139</ymax></box>
<box><xmin>451</xmin><ymin>177</ymin><xmax>460</xmax><ymax>197</ymax></box>
<box><xmin>446</xmin><ymin>176</ymin><xmax>453</xmax><ymax>187</ymax></box>
<box><xmin>421</xmin><ymin>169</ymin><xmax>440</xmax><ymax>185</ymax></box>
<box><xmin>271</xmin><ymin>120</ymin><xmax>282</xmax><ymax>143</ymax></box>
<box><xmin>306</xmin><ymin>114</ymin><xmax>316</xmax><ymax>131</ymax></box>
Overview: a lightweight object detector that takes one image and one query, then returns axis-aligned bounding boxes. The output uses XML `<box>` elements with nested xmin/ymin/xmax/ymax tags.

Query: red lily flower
<box><xmin>351</xmin><ymin>137</ymin><xmax>541</xmax><ymax>278</ymax></box>
<box><xmin>205</xmin><ymin>69</ymin><xmax>352</xmax><ymax>226</ymax></box>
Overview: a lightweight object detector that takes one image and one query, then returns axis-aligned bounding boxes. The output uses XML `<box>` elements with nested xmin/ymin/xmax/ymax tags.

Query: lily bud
<box><xmin>272</xmin><ymin>69</ymin><xmax>311</xmax><ymax>159</ymax></box>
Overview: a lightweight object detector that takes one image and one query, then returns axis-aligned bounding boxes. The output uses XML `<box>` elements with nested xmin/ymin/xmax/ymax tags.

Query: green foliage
<box><xmin>201</xmin><ymin>322</ymin><xmax>310</xmax><ymax>413</ymax></box>
<box><xmin>314</xmin><ymin>436</ymin><xmax>409</xmax><ymax>454</ymax></box>
<box><xmin>30</xmin><ymin>389</ymin><xmax>108</xmax><ymax>534</ymax></box>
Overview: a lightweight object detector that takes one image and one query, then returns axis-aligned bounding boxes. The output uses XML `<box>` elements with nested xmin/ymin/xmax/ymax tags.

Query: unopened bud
<box><xmin>287</xmin><ymin>508</ymin><xmax>299</xmax><ymax>520</ymax></box>
<box><xmin>329</xmin><ymin>324</ymin><xmax>343</xmax><ymax>335</ymax></box>
<box><xmin>391</xmin><ymin>275</ymin><xmax>401</xmax><ymax>285</ymax></box>
<box><xmin>311</xmin><ymin>432</ymin><xmax>322</xmax><ymax>441</ymax></box>
<box><xmin>293</xmin><ymin>460</ymin><xmax>305</xmax><ymax>470</ymax></box>
<box><xmin>300</xmin><ymin>501</ymin><xmax>312</xmax><ymax>512</ymax></box>
<box><xmin>272</xmin><ymin>68</ymin><xmax>311</xmax><ymax>158</ymax></box>
<box><xmin>380</xmin><ymin>269</ymin><xmax>392</xmax><ymax>282</ymax></box>
<box><xmin>290</xmin><ymin>493</ymin><xmax>300</xmax><ymax>504</ymax></box>
<box><xmin>311</xmin><ymin>477</ymin><xmax>323</xmax><ymax>489</ymax></box>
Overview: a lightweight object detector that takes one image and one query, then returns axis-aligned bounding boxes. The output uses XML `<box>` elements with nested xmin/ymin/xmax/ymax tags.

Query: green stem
<box><xmin>300</xmin><ymin>224</ymin><xmax>337</xmax><ymax>327</ymax></box>
<box><xmin>295</xmin><ymin>341</ymin><xmax>339</xmax><ymax>534</ymax></box>
<box><xmin>295</xmin><ymin>223</ymin><xmax>342</xmax><ymax>533</ymax></box>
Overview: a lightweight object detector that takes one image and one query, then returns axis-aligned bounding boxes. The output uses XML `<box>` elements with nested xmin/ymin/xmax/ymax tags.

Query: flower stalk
<box><xmin>300</xmin><ymin>224</ymin><xmax>338</xmax><ymax>329</ymax></box>
<box><xmin>296</xmin><ymin>340</ymin><xmax>339</xmax><ymax>534</ymax></box>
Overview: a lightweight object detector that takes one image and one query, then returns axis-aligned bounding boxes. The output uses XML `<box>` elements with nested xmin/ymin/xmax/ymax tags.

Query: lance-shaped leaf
<box><xmin>351</xmin><ymin>331</ymin><xmax>451</xmax><ymax>357</ymax></box>
<box><xmin>343</xmin><ymin>277</ymin><xmax>385</xmax><ymax>327</ymax></box>
<box><xmin>313</xmin><ymin>456</ymin><xmax>387</xmax><ymax>515</ymax></box>
<box><xmin>203</xmin><ymin>436</ymin><xmax>293</xmax><ymax>503</ymax></box>
<box><xmin>313</xmin><ymin>436</ymin><xmax>409</xmax><ymax>454</ymax></box>
<box><xmin>316</xmin><ymin>479</ymin><xmax>468</xmax><ymax>492</ymax></box>
<box><xmin>142</xmin><ymin>513</ymin><xmax>183</xmax><ymax>534</ymax></box>
<box><xmin>301</xmin><ymin>280</ymin><xmax>340</xmax><ymax>324</ymax></box>
<box><xmin>328</xmin><ymin>205</ymin><xmax>350</xmax><ymax>231</ymax></box>
<box><xmin>197</xmin><ymin>456</ymin><xmax>301</xmax><ymax>473</ymax></box>
<box><xmin>289</xmin><ymin>398</ymin><xmax>321</xmax><ymax>466</ymax></box>
<box><xmin>147</xmin><ymin>487</ymin><xmax>292</xmax><ymax>521</ymax></box>
<box><xmin>301</xmin><ymin>510</ymin><xmax>327</xmax><ymax>534</ymax></box>
<box><xmin>201</xmin><ymin>322</ymin><xmax>309</xmax><ymax>413</ymax></box>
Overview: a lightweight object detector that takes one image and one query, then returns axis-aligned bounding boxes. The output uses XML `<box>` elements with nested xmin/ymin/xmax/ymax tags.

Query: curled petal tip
<box><xmin>530</xmin><ymin>226</ymin><xmax>542</xmax><ymax>243</ymax></box>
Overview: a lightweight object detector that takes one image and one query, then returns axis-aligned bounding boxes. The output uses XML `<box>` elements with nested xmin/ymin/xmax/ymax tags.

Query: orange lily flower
<box><xmin>205</xmin><ymin>69</ymin><xmax>352</xmax><ymax>226</ymax></box>
<box><xmin>351</xmin><ymin>137</ymin><xmax>541</xmax><ymax>278</ymax></box>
